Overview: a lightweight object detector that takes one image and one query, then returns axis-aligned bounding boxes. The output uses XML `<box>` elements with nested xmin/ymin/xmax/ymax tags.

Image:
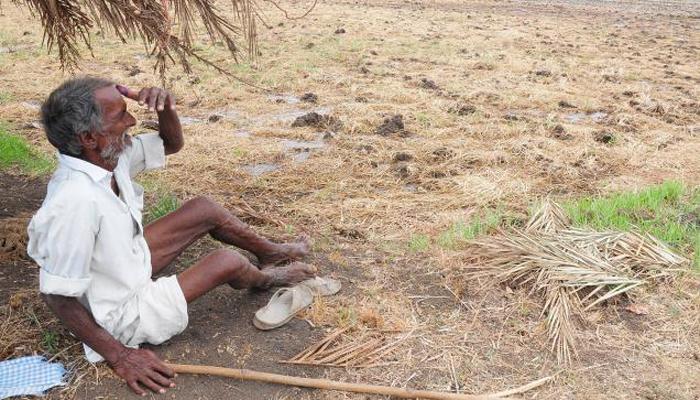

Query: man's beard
<box><xmin>100</xmin><ymin>131</ymin><xmax>131</xmax><ymax>166</ymax></box>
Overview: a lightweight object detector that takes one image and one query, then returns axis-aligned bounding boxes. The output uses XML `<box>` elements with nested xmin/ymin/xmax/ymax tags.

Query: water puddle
<box><xmin>209</xmin><ymin>109</ymin><xmax>240</xmax><ymax>121</ymax></box>
<box><xmin>282</xmin><ymin>134</ymin><xmax>328</xmax><ymax>164</ymax></box>
<box><xmin>292</xmin><ymin>152</ymin><xmax>311</xmax><ymax>163</ymax></box>
<box><xmin>21</xmin><ymin>100</ymin><xmax>41</xmax><ymax>111</ymax></box>
<box><xmin>403</xmin><ymin>184</ymin><xmax>418</xmax><ymax>192</ymax></box>
<box><xmin>252</xmin><ymin>107</ymin><xmax>332</xmax><ymax>125</ymax></box>
<box><xmin>179</xmin><ymin>116</ymin><xmax>204</xmax><ymax>126</ymax></box>
<box><xmin>233</xmin><ymin>129</ymin><xmax>252</xmax><ymax>138</ymax></box>
<box><xmin>243</xmin><ymin>163</ymin><xmax>279</xmax><ymax>176</ymax></box>
<box><xmin>564</xmin><ymin>111</ymin><xmax>608</xmax><ymax>123</ymax></box>
<box><xmin>267</xmin><ymin>94</ymin><xmax>300</xmax><ymax>104</ymax></box>
<box><xmin>282</xmin><ymin>138</ymin><xmax>325</xmax><ymax>151</ymax></box>
<box><xmin>589</xmin><ymin>111</ymin><xmax>608</xmax><ymax>122</ymax></box>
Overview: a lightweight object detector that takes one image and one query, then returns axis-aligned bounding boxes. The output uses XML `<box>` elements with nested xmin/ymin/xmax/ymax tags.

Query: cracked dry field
<box><xmin>1</xmin><ymin>0</ymin><xmax>699</xmax><ymax>399</ymax></box>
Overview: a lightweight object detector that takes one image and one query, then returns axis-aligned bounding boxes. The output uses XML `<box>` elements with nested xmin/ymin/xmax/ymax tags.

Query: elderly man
<box><xmin>27</xmin><ymin>77</ymin><xmax>315</xmax><ymax>395</ymax></box>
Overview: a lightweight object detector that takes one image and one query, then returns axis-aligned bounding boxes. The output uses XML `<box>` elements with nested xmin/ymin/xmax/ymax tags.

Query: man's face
<box><xmin>93</xmin><ymin>85</ymin><xmax>136</xmax><ymax>167</ymax></box>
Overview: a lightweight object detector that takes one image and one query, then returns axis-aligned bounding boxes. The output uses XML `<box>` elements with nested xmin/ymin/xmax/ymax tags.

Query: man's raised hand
<box><xmin>116</xmin><ymin>85</ymin><xmax>176</xmax><ymax>113</ymax></box>
<box><xmin>108</xmin><ymin>347</ymin><xmax>176</xmax><ymax>396</ymax></box>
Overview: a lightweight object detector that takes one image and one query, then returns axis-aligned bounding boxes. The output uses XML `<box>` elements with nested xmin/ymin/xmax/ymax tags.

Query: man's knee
<box><xmin>184</xmin><ymin>195</ymin><xmax>217</xmax><ymax>211</ymax></box>
<box><xmin>208</xmin><ymin>249</ymin><xmax>250</xmax><ymax>280</ymax></box>
<box><xmin>184</xmin><ymin>196</ymin><xmax>227</xmax><ymax>224</ymax></box>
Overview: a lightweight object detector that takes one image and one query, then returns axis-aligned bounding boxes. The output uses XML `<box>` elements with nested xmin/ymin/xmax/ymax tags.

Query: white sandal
<box><xmin>253</xmin><ymin>286</ymin><xmax>314</xmax><ymax>330</ymax></box>
<box><xmin>299</xmin><ymin>276</ymin><xmax>341</xmax><ymax>296</ymax></box>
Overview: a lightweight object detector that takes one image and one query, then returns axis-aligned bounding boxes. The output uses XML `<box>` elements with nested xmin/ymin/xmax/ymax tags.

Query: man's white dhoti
<box><xmin>28</xmin><ymin>133</ymin><xmax>188</xmax><ymax>362</ymax></box>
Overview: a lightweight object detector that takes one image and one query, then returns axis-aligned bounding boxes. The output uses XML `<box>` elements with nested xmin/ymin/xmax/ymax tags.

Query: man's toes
<box><xmin>296</xmin><ymin>234</ymin><xmax>312</xmax><ymax>250</ymax></box>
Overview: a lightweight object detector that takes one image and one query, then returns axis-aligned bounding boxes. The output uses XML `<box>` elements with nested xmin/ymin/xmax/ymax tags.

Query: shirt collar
<box><xmin>58</xmin><ymin>153</ymin><xmax>113</xmax><ymax>184</ymax></box>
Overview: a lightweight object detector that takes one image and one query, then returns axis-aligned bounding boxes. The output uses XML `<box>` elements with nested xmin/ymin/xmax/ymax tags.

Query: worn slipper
<box><xmin>253</xmin><ymin>285</ymin><xmax>314</xmax><ymax>331</ymax></box>
<box><xmin>299</xmin><ymin>276</ymin><xmax>341</xmax><ymax>296</ymax></box>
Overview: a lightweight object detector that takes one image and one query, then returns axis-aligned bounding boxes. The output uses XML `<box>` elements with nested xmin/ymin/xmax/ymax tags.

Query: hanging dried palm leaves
<box><xmin>465</xmin><ymin>199</ymin><xmax>688</xmax><ymax>364</ymax></box>
<box><xmin>12</xmin><ymin>0</ymin><xmax>265</xmax><ymax>78</ymax></box>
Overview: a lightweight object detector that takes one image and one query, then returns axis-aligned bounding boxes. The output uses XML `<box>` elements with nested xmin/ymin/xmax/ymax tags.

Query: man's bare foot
<box><xmin>261</xmin><ymin>262</ymin><xmax>316</xmax><ymax>288</ymax></box>
<box><xmin>258</xmin><ymin>235</ymin><xmax>312</xmax><ymax>269</ymax></box>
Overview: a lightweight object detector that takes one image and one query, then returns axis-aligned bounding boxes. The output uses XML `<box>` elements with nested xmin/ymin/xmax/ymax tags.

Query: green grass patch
<box><xmin>0</xmin><ymin>91</ymin><xmax>13</xmax><ymax>105</ymax></box>
<box><xmin>0</xmin><ymin>125</ymin><xmax>54</xmax><ymax>175</ymax></box>
<box><xmin>407</xmin><ymin>209</ymin><xmax>513</xmax><ymax>252</ymax></box>
<box><xmin>408</xmin><ymin>234</ymin><xmax>430</xmax><ymax>253</ymax></box>
<box><xmin>437</xmin><ymin>210</ymin><xmax>511</xmax><ymax>250</ymax></box>
<box><xmin>40</xmin><ymin>329</ymin><xmax>60</xmax><ymax>355</ymax></box>
<box><xmin>144</xmin><ymin>192</ymin><xmax>179</xmax><ymax>224</ymax></box>
<box><xmin>564</xmin><ymin>181</ymin><xmax>700</xmax><ymax>270</ymax></box>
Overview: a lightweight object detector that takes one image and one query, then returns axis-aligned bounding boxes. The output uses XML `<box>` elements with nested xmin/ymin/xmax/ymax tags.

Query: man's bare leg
<box><xmin>176</xmin><ymin>249</ymin><xmax>316</xmax><ymax>303</ymax></box>
<box><xmin>145</xmin><ymin>196</ymin><xmax>310</xmax><ymax>274</ymax></box>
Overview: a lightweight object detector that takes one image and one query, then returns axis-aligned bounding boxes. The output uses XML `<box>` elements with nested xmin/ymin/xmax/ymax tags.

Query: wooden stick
<box><xmin>167</xmin><ymin>363</ymin><xmax>507</xmax><ymax>400</ymax></box>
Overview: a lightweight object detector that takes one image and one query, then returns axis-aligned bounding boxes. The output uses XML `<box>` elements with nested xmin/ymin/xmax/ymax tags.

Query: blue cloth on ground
<box><xmin>0</xmin><ymin>356</ymin><xmax>66</xmax><ymax>399</ymax></box>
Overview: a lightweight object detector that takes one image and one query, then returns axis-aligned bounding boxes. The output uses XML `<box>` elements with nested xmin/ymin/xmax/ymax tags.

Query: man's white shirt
<box><xmin>27</xmin><ymin>133</ymin><xmax>170</xmax><ymax>362</ymax></box>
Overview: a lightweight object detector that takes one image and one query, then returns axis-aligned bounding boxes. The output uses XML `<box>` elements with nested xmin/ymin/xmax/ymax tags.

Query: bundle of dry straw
<box><xmin>465</xmin><ymin>200</ymin><xmax>688</xmax><ymax>364</ymax></box>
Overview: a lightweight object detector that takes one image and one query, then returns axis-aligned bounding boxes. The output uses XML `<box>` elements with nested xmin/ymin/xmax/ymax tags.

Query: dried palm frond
<box><xmin>465</xmin><ymin>200</ymin><xmax>689</xmax><ymax>364</ymax></box>
<box><xmin>12</xmin><ymin>0</ymin><xmax>265</xmax><ymax>79</ymax></box>
<box><xmin>525</xmin><ymin>198</ymin><xmax>570</xmax><ymax>233</ymax></box>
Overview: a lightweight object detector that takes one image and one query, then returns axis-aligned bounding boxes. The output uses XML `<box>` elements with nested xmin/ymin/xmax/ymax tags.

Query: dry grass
<box><xmin>1</xmin><ymin>0</ymin><xmax>699</xmax><ymax>398</ymax></box>
<box><xmin>0</xmin><ymin>290</ymin><xmax>110</xmax><ymax>399</ymax></box>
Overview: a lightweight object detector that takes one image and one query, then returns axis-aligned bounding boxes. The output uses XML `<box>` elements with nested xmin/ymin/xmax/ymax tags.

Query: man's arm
<box><xmin>41</xmin><ymin>294</ymin><xmax>175</xmax><ymax>395</ymax></box>
<box><xmin>116</xmin><ymin>85</ymin><xmax>183</xmax><ymax>155</ymax></box>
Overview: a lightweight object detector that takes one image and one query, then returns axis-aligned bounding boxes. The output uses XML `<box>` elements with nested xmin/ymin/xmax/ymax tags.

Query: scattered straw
<box><xmin>282</xmin><ymin>326</ymin><xmax>412</xmax><ymax>368</ymax></box>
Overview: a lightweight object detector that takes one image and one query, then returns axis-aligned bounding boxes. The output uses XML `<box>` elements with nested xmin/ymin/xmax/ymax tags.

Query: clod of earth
<box><xmin>449</xmin><ymin>104</ymin><xmax>476</xmax><ymax>116</ymax></box>
<box><xmin>431</xmin><ymin>147</ymin><xmax>455</xmax><ymax>160</ymax></box>
<box><xmin>376</xmin><ymin>114</ymin><xmax>410</xmax><ymax>137</ymax></box>
<box><xmin>355</xmin><ymin>96</ymin><xmax>368</xmax><ymax>103</ymax></box>
<box><xmin>558</xmin><ymin>100</ymin><xmax>576</xmax><ymax>108</ymax></box>
<box><xmin>534</xmin><ymin>69</ymin><xmax>552</xmax><ymax>77</ymax></box>
<box><xmin>392</xmin><ymin>162</ymin><xmax>414</xmax><ymax>179</ymax></box>
<box><xmin>504</xmin><ymin>112</ymin><xmax>519</xmax><ymax>121</ymax></box>
<box><xmin>392</xmin><ymin>152</ymin><xmax>413</xmax><ymax>162</ymax></box>
<box><xmin>552</xmin><ymin>125</ymin><xmax>573</xmax><ymax>140</ymax></box>
<box><xmin>141</xmin><ymin>120</ymin><xmax>159</xmax><ymax>130</ymax></box>
<box><xmin>300</xmin><ymin>93</ymin><xmax>318</xmax><ymax>103</ymax></box>
<box><xmin>128</xmin><ymin>66</ymin><xmax>142</xmax><ymax>76</ymax></box>
<box><xmin>420</xmin><ymin>78</ymin><xmax>439</xmax><ymax>90</ymax></box>
<box><xmin>594</xmin><ymin>131</ymin><xmax>615</xmax><ymax>144</ymax></box>
<box><xmin>357</xmin><ymin>144</ymin><xmax>374</xmax><ymax>154</ymax></box>
<box><xmin>0</xmin><ymin>217</ymin><xmax>30</xmax><ymax>262</ymax></box>
<box><xmin>291</xmin><ymin>112</ymin><xmax>342</xmax><ymax>130</ymax></box>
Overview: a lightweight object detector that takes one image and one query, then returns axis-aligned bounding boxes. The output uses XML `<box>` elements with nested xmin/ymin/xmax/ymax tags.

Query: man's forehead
<box><xmin>94</xmin><ymin>85</ymin><xmax>124</xmax><ymax>110</ymax></box>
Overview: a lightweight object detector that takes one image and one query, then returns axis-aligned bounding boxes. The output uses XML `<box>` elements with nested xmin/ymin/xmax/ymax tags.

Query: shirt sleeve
<box><xmin>125</xmin><ymin>132</ymin><xmax>166</xmax><ymax>177</ymax></box>
<box><xmin>27</xmin><ymin>185</ymin><xmax>98</xmax><ymax>297</ymax></box>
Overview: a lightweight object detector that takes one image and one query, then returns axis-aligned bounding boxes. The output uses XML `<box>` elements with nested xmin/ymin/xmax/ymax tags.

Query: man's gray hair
<box><xmin>41</xmin><ymin>77</ymin><xmax>113</xmax><ymax>156</ymax></box>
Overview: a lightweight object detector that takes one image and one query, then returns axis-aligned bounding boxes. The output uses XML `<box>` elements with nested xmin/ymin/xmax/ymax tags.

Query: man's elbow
<box><xmin>40</xmin><ymin>293</ymin><xmax>73</xmax><ymax>310</ymax></box>
<box><xmin>164</xmin><ymin>139</ymin><xmax>184</xmax><ymax>155</ymax></box>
